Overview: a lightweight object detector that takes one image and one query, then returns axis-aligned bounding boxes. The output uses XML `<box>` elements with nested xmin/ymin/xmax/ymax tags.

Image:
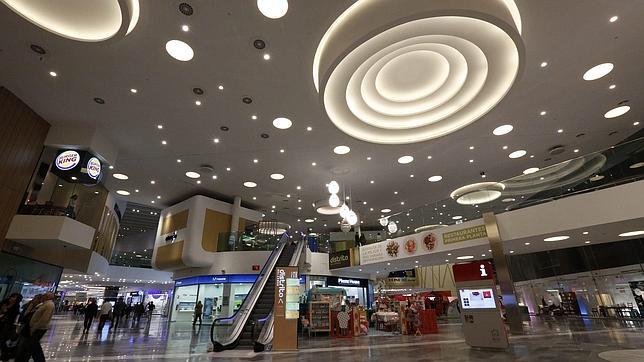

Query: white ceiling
<box><xmin>0</xmin><ymin>0</ymin><xmax>642</xmax><ymax>233</ymax></box>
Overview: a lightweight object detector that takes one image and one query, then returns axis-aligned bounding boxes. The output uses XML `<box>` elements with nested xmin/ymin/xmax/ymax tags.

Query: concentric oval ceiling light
<box><xmin>185</xmin><ymin>171</ymin><xmax>200</xmax><ymax>179</ymax></box>
<box><xmin>304</xmin><ymin>218</ymin><xmax>315</xmax><ymax>223</ymax></box>
<box><xmin>381</xmin><ymin>208</ymin><xmax>392</xmax><ymax>213</ymax></box>
<box><xmin>1</xmin><ymin>0</ymin><xmax>139</xmax><ymax>42</ymax></box>
<box><xmin>630</xmin><ymin>162</ymin><xmax>644</xmax><ymax>169</ymax></box>
<box><xmin>619</xmin><ymin>231</ymin><xmax>644</xmax><ymax>237</ymax></box>
<box><xmin>270</xmin><ymin>173</ymin><xmax>285</xmax><ymax>180</ymax></box>
<box><xmin>272</xmin><ymin>117</ymin><xmax>292</xmax><ymax>129</ymax></box>
<box><xmin>428</xmin><ymin>175</ymin><xmax>443</xmax><ymax>182</ymax></box>
<box><xmin>508</xmin><ymin>149</ymin><xmax>527</xmax><ymax>159</ymax></box>
<box><xmin>116</xmin><ymin>190</ymin><xmax>130</xmax><ymax>196</ymax></box>
<box><xmin>327</xmin><ymin>180</ymin><xmax>340</xmax><ymax>194</ymax></box>
<box><xmin>113</xmin><ymin>173</ymin><xmax>129</xmax><ymax>180</ymax></box>
<box><xmin>544</xmin><ymin>235</ymin><xmax>569</xmax><ymax>242</ymax></box>
<box><xmin>165</xmin><ymin>40</ymin><xmax>194</xmax><ymax>61</ymax></box>
<box><xmin>314</xmin><ymin>199</ymin><xmax>341</xmax><ymax>215</ymax></box>
<box><xmin>493</xmin><ymin>124</ymin><xmax>513</xmax><ymax>136</ymax></box>
<box><xmin>523</xmin><ymin>167</ymin><xmax>539</xmax><ymax>174</ymax></box>
<box><xmin>397</xmin><ymin>155</ymin><xmax>414</xmax><ymax>164</ymax></box>
<box><xmin>257</xmin><ymin>0</ymin><xmax>288</xmax><ymax>19</ymax></box>
<box><xmin>450</xmin><ymin>182</ymin><xmax>505</xmax><ymax>205</ymax></box>
<box><xmin>333</xmin><ymin>145</ymin><xmax>351</xmax><ymax>155</ymax></box>
<box><xmin>582</xmin><ymin>63</ymin><xmax>614</xmax><ymax>81</ymax></box>
<box><xmin>604</xmin><ymin>105</ymin><xmax>630</xmax><ymax>119</ymax></box>
<box><xmin>456</xmin><ymin>255</ymin><xmax>474</xmax><ymax>260</ymax></box>
<box><xmin>243</xmin><ymin>181</ymin><xmax>257</xmax><ymax>188</ymax></box>
<box><xmin>313</xmin><ymin>0</ymin><xmax>523</xmax><ymax>144</ymax></box>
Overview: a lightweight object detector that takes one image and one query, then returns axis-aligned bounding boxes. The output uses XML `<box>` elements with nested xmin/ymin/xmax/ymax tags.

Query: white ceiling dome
<box><xmin>313</xmin><ymin>0</ymin><xmax>523</xmax><ymax>144</ymax></box>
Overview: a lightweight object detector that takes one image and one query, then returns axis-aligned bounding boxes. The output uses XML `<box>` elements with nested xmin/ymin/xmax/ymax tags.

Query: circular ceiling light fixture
<box><xmin>272</xmin><ymin>117</ymin><xmax>292</xmax><ymax>129</ymax></box>
<box><xmin>582</xmin><ymin>63</ymin><xmax>613</xmax><ymax>81</ymax></box>
<box><xmin>508</xmin><ymin>150</ymin><xmax>527</xmax><ymax>159</ymax></box>
<box><xmin>185</xmin><ymin>171</ymin><xmax>200</xmax><ymax>179</ymax></box>
<box><xmin>619</xmin><ymin>231</ymin><xmax>644</xmax><ymax>237</ymax></box>
<box><xmin>387</xmin><ymin>221</ymin><xmax>398</xmax><ymax>233</ymax></box>
<box><xmin>314</xmin><ymin>198</ymin><xmax>342</xmax><ymax>215</ymax></box>
<box><xmin>243</xmin><ymin>181</ymin><xmax>257</xmax><ymax>188</ymax></box>
<box><xmin>379</xmin><ymin>217</ymin><xmax>389</xmax><ymax>226</ymax></box>
<box><xmin>452</xmin><ymin>215</ymin><xmax>463</xmax><ymax>220</ymax></box>
<box><xmin>116</xmin><ymin>190</ymin><xmax>130</xmax><ymax>196</ymax></box>
<box><xmin>257</xmin><ymin>0</ymin><xmax>288</xmax><ymax>19</ymax></box>
<box><xmin>270</xmin><ymin>173</ymin><xmax>285</xmax><ymax>180</ymax></box>
<box><xmin>501</xmin><ymin>197</ymin><xmax>515</xmax><ymax>202</ymax></box>
<box><xmin>397</xmin><ymin>155</ymin><xmax>414</xmax><ymax>164</ymax></box>
<box><xmin>1</xmin><ymin>0</ymin><xmax>139</xmax><ymax>42</ymax></box>
<box><xmin>165</xmin><ymin>40</ymin><xmax>194</xmax><ymax>61</ymax></box>
<box><xmin>544</xmin><ymin>235</ymin><xmax>569</xmax><ymax>242</ymax></box>
<box><xmin>327</xmin><ymin>180</ymin><xmax>340</xmax><ymax>194</ymax></box>
<box><xmin>413</xmin><ymin>224</ymin><xmax>445</xmax><ymax>233</ymax></box>
<box><xmin>493</xmin><ymin>124</ymin><xmax>513</xmax><ymax>136</ymax></box>
<box><xmin>333</xmin><ymin>145</ymin><xmax>351</xmax><ymax>155</ymax></box>
<box><xmin>304</xmin><ymin>218</ymin><xmax>315</xmax><ymax>223</ymax></box>
<box><xmin>523</xmin><ymin>167</ymin><xmax>539</xmax><ymax>174</ymax></box>
<box><xmin>112</xmin><ymin>173</ymin><xmax>129</xmax><ymax>180</ymax></box>
<box><xmin>450</xmin><ymin>182</ymin><xmax>505</xmax><ymax>205</ymax></box>
<box><xmin>428</xmin><ymin>175</ymin><xmax>443</xmax><ymax>182</ymax></box>
<box><xmin>629</xmin><ymin>162</ymin><xmax>644</xmax><ymax>169</ymax></box>
<box><xmin>328</xmin><ymin>193</ymin><xmax>341</xmax><ymax>207</ymax></box>
<box><xmin>380</xmin><ymin>208</ymin><xmax>392</xmax><ymax>213</ymax></box>
<box><xmin>604</xmin><ymin>105</ymin><xmax>630</xmax><ymax>119</ymax></box>
<box><xmin>313</xmin><ymin>0</ymin><xmax>523</xmax><ymax>144</ymax></box>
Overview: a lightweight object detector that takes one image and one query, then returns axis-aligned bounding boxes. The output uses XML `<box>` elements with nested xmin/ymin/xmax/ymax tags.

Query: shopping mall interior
<box><xmin>0</xmin><ymin>1</ymin><xmax>643</xmax><ymax>361</ymax></box>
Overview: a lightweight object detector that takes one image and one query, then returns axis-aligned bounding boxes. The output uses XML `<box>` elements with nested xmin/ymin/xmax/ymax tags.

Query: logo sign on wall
<box><xmin>55</xmin><ymin>150</ymin><xmax>80</xmax><ymax>171</ymax></box>
<box><xmin>329</xmin><ymin>249</ymin><xmax>352</xmax><ymax>269</ymax></box>
<box><xmin>86</xmin><ymin>157</ymin><xmax>102</xmax><ymax>179</ymax></box>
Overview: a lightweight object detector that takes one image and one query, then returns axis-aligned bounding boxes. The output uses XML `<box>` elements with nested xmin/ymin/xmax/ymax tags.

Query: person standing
<box><xmin>193</xmin><ymin>301</ymin><xmax>203</xmax><ymax>327</ymax></box>
<box><xmin>133</xmin><ymin>303</ymin><xmax>144</xmax><ymax>325</ymax></box>
<box><xmin>146</xmin><ymin>302</ymin><xmax>155</xmax><ymax>319</ymax></box>
<box><xmin>111</xmin><ymin>297</ymin><xmax>126</xmax><ymax>329</ymax></box>
<box><xmin>16</xmin><ymin>292</ymin><xmax>54</xmax><ymax>362</ymax></box>
<box><xmin>82</xmin><ymin>299</ymin><xmax>98</xmax><ymax>334</ymax></box>
<box><xmin>0</xmin><ymin>293</ymin><xmax>23</xmax><ymax>361</ymax></box>
<box><xmin>97</xmin><ymin>300</ymin><xmax>112</xmax><ymax>332</ymax></box>
<box><xmin>66</xmin><ymin>194</ymin><xmax>78</xmax><ymax>219</ymax></box>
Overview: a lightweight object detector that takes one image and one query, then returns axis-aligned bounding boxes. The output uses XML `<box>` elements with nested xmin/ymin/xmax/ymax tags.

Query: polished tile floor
<box><xmin>27</xmin><ymin>314</ymin><xmax>644</xmax><ymax>361</ymax></box>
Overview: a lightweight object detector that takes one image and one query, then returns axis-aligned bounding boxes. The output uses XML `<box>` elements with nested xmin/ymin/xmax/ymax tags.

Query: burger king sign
<box><xmin>55</xmin><ymin>150</ymin><xmax>80</xmax><ymax>171</ymax></box>
<box><xmin>86</xmin><ymin>157</ymin><xmax>102</xmax><ymax>180</ymax></box>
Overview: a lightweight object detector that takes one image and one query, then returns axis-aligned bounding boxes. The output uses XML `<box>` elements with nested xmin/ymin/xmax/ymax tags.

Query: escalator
<box><xmin>211</xmin><ymin>235</ymin><xmax>303</xmax><ymax>351</ymax></box>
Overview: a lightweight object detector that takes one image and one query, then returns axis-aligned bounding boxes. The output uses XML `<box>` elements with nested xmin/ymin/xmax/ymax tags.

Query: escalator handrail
<box><xmin>254</xmin><ymin>238</ymin><xmax>307</xmax><ymax>351</ymax></box>
<box><xmin>210</xmin><ymin>233</ymin><xmax>289</xmax><ymax>348</ymax></box>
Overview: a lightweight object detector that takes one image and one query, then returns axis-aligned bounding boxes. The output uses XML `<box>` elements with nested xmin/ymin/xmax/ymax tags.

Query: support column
<box><xmin>483</xmin><ymin>212</ymin><xmax>523</xmax><ymax>334</ymax></box>
<box><xmin>229</xmin><ymin>196</ymin><xmax>242</xmax><ymax>249</ymax></box>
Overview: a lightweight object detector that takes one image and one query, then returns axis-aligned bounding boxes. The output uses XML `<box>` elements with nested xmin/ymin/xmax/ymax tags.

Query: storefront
<box><xmin>302</xmin><ymin>275</ymin><xmax>372</xmax><ymax>307</ymax></box>
<box><xmin>170</xmin><ymin>274</ymin><xmax>257</xmax><ymax>323</ymax></box>
<box><xmin>0</xmin><ymin>252</ymin><xmax>62</xmax><ymax>302</ymax></box>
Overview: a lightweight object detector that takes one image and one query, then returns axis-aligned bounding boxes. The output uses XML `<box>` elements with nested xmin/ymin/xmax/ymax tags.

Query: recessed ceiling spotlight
<box><xmin>456</xmin><ymin>255</ymin><xmax>474</xmax><ymax>260</ymax></box>
<box><xmin>469</xmin><ymin>159</ymin><xmax>474</xmax><ymax>163</ymax></box>
<box><xmin>263</xmin><ymin>53</ymin><xmax>271</xmax><ymax>60</ymax></box>
<box><xmin>243</xmin><ymin>181</ymin><xmax>257</xmax><ymax>188</ymax></box>
<box><xmin>540</xmin><ymin>61</ymin><xmax>548</xmax><ymax>68</ymax></box>
<box><xmin>161</xmin><ymin>140</ymin><xmax>167</xmax><ymax>145</ymax></box>
<box><xmin>509</xmin><ymin>150</ymin><xmax>527</xmax><ymax>159</ymax></box>
<box><xmin>251</xmin><ymin>115</ymin><xmax>258</xmax><ymax>120</ymax></box>
<box><xmin>196</xmin><ymin>180</ymin><xmax>201</xmax><ymax>184</ymax></box>
<box><xmin>469</xmin><ymin>146</ymin><xmax>475</xmax><ymax>150</ymax></box>
<box><xmin>428</xmin><ymin>175</ymin><xmax>442</xmax><ymax>182</ymax></box>
<box><xmin>165</xmin><ymin>40</ymin><xmax>194</xmax><ymax>61</ymax></box>
<box><xmin>181</xmin><ymin>24</ymin><xmax>190</xmax><ymax>32</ymax></box>
<box><xmin>135</xmin><ymin>189</ymin><xmax>139</xmax><ymax>193</ymax></box>
<box><xmin>544</xmin><ymin>235</ymin><xmax>570</xmax><ymax>242</ymax></box>
<box><xmin>502</xmin><ymin>145</ymin><xmax>508</xmax><ymax>150</ymax></box>
<box><xmin>609</xmin><ymin>15</ymin><xmax>619</xmax><ymax>22</ymax></box>
<box><xmin>634</xmin><ymin>122</ymin><xmax>640</xmax><ymax>126</ymax></box>
<box><xmin>381</xmin><ymin>209</ymin><xmax>391</xmax><ymax>213</ymax></box>
<box><xmin>212</xmin><ymin>175</ymin><xmax>218</xmax><ymax>180</ymax></box>
<box><xmin>195</xmin><ymin>100</ymin><xmax>202</xmax><ymax>106</ymax></box>
<box><xmin>523</xmin><ymin>167</ymin><xmax>539</xmax><ymax>174</ymax></box>
<box><xmin>427</xmin><ymin>155</ymin><xmax>433</xmax><ymax>159</ymax></box>
<box><xmin>583</xmin><ymin>63</ymin><xmax>613</xmax><ymax>81</ymax></box>
<box><xmin>218</xmin><ymin>85</ymin><xmax>224</xmax><ymax>91</ymax></box>
<box><xmin>493</xmin><ymin>124</ymin><xmax>513</xmax><ymax>136</ymax></box>
<box><xmin>71</xmin><ymin>176</ymin><xmax>77</xmax><ymax>180</ymax></box>
<box><xmin>113</xmin><ymin>173</ymin><xmax>129</xmax><ymax>180</ymax></box>
<box><xmin>306</xmin><ymin>126</ymin><xmax>312</xmax><ymax>131</ymax></box>
<box><xmin>370</xmin><ymin>180</ymin><xmax>374</xmax><ymax>184</ymax></box>
<box><xmin>49</xmin><ymin>71</ymin><xmax>57</xmax><ymax>77</ymax></box>
<box><xmin>157</xmin><ymin>124</ymin><xmax>163</xmax><ymax>129</ymax></box>
<box><xmin>279</xmin><ymin>149</ymin><xmax>285</xmax><ymax>153</ymax></box>
<box><xmin>397</xmin><ymin>155</ymin><xmax>413</xmax><ymax>164</ymax></box>
<box><xmin>150</xmin><ymin>180</ymin><xmax>156</xmax><ymax>184</ymax></box>
<box><xmin>573</xmin><ymin>149</ymin><xmax>580</xmax><ymax>153</ymax></box>
<box><xmin>185</xmin><ymin>171</ymin><xmax>200</xmax><ymax>179</ymax></box>
<box><xmin>509</xmin><ymin>250</ymin><xmax>515</xmax><ymax>254</ymax></box>
<box><xmin>130</xmin><ymin>88</ymin><xmax>137</xmax><ymax>94</ymax></box>
<box><xmin>584</xmin><ymin>241</ymin><xmax>591</xmax><ymax>244</ymax></box>
<box><xmin>273</xmin><ymin>117</ymin><xmax>292</xmax><ymax>129</ymax></box>
<box><xmin>524</xmin><ymin>242</ymin><xmax>530</xmax><ymax>245</ymax></box>
<box><xmin>213</xmin><ymin>138</ymin><xmax>220</xmax><ymax>143</ymax></box>
<box><xmin>257</xmin><ymin>0</ymin><xmax>289</xmax><ymax>19</ymax></box>
<box><xmin>557</xmin><ymin>129</ymin><xmax>564</xmax><ymax>134</ymax></box>
<box><xmin>629</xmin><ymin>162</ymin><xmax>644</xmax><ymax>169</ymax></box>
<box><xmin>270</xmin><ymin>173</ymin><xmax>285</xmax><ymax>180</ymax></box>
<box><xmin>304</xmin><ymin>218</ymin><xmax>314</xmax><ymax>223</ymax></box>
<box><xmin>540</xmin><ymin>110</ymin><xmax>547</xmax><ymax>116</ymax></box>
<box><xmin>116</xmin><ymin>190</ymin><xmax>130</xmax><ymax>196</ymax></box>
<box><xmin>253</xmin><ymin>159</ymin><xmax>259</xmax><ymax>163</ymax></box>
<box><xmin>226</xmin><ymin>167</ymin><xmax>231</xmax><ymax>171</ymax></box>
<box><xmin>452</xmin><ymin>216</ymin><xmax>463</xmax><ymax>220</ymax></box>
<box><xmin>582</xmin><ymin>231</ymin><xmax>589</xmax><ymax>235</ymax></box>
<box><xmin>604</xmin><ymin>105</ymin><xmax>630</xmax><ymax>118</ymax></box>
<box><xmin>409</xmin><ymin>174</ymin><xmax>414</xmax><ymax>178</ymax></box>
<box><xmin>156</xmin><ymin>195</ymin><xmax>161</xmax><ymax>199</ymax></box>
<box><xmin>333</xmin><ymin>145</ymin><xmax>350</xmax><ymax>155</ymax></box>
<box><xmin>619</xmin><ymin>231</ymin><xmax>644</xmax><ymax>237</ymax></box>
<box><xmin>394</xmin><ymin>191</ymin><xmax>398</xmax><ymax>194</ymax></box>
<box><xmin>311</xmin><ymin>162</ymin><xmax>317</xmax><ymax>166</ymax></box>
<box><xmin>367</xmin><ymin>156</ymin><xmax>372</xmax><ymax>160</ymax></box>
<box><xmin>296</xmin><ymin>186</ymin><xmax>301</xmax><ymax>190</ymax></box>
<box><xmin>609</xmin><ymin>84</ymin><xmax>616</xmax><ymax>90</ymax></box>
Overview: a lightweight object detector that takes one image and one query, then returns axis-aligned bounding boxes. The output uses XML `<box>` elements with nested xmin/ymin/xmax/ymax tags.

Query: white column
<box><xmin>229</xmin><ymin>196</ymin><xmax>242</xmax><ymax>249</ymax></box>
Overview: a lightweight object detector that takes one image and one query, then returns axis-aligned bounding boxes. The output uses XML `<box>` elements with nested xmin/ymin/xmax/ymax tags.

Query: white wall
<box><xmin>171</xmin><ymin>251</ymin><xmax>272</xmax><ymax>280</ymax></box>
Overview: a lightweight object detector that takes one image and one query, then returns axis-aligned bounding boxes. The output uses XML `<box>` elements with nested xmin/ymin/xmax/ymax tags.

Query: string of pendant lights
<box><xmin>327</xmin><ymin>180</ymin><xmax>358</xmax><ymax>226</ymax></box>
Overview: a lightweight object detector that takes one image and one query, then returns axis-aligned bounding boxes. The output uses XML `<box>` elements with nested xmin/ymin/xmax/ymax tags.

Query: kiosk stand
<box><xmin>453</xmin><ymin>261</ymin><xmax>508</xmax><ymax>350</ymax></box>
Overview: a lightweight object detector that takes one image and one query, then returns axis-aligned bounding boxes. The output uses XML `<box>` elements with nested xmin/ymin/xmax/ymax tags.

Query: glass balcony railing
<box><xmin>216</xmin><ymin>231</ymin><xmax>284</xmax><ymax>252</ymax></box>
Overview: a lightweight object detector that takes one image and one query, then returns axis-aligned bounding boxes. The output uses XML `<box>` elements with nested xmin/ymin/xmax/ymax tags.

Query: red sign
<box><xmin>252</xmin><ymin>264</ymin><xmax>260</xmax><ymax>271</ymax></box>
<box><xmin>453</xmin><ymin>261</ymin><xmax>494</xmax><ymax>283</ymax></box>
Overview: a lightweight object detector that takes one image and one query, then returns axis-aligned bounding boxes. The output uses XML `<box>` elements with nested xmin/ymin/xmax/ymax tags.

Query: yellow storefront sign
<box><xmin>442</xmin><ymin>225</ymin><xmax>488</xmax><ymax>244</ymax></box>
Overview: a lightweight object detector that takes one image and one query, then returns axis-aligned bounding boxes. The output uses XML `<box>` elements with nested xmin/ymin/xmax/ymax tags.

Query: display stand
<box><xmin>309</xmin><ymin>301</ymin><xmax>331</xmax><ymax>335</ymax></box>
<box><xmin>419</xmin><ymin>309</ymin><xmax>438</xmax><ymax>334</ymax></box>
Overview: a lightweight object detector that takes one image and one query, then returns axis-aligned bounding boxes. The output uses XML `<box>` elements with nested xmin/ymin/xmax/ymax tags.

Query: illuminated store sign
<box><xmin>337</xmin><ymin>278</ymin><xmax>361</xmax><ymax>286</ymax></box>
<box><xmin>55</xmin><ymin>150</ymin><xmax>80</xmax><ymax>170</ymax></box>
<box><xmin>86</xmin><ymin>157</ymin><xmax>102</xmax><ymax>179</ymax></box>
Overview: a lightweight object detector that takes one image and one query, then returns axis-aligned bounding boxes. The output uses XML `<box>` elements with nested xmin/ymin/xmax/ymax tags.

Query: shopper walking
<box><xmin>111</xmin><ymin>297</ymin><xmax>126</xmax><ymax>329</ymax></box>
<box><xmin>0</xmin><ymin>293</ymin><xmax>23</xmax><ymax>361</ymax></box>
<box><xmin>15</xmin><ymin>292</ymin><xmax>54</xmax><ymax>362</ymax></box>
<box><xmin>97</xmin><ymin>300</ymin><xmax>113</xmax><ymax>332</ymax></box>
<box><xmin>82</xmin><ymin>299</ymin><xmax>98</xmax><ymax>334</ymax></box>
<box><xmin>193</xmin><ymin>301</ymin><xmax>203</xmax><ymax>327</ymax></box>
<box><xmin>146</xmin><ymin>302</ymin><xmax>155</xmax><ymax>319</ymax></box>
<box><xmin>133</xmin><ymin>303</ymin><xmax>144</xmax><ymax>325</ymax></box>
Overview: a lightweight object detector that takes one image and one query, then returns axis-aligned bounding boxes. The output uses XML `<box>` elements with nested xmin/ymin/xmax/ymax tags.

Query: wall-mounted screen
<box><xmin>459</xmin><ymin>288</ymin><xmax>496</xmax><ymax>309</ymax></box>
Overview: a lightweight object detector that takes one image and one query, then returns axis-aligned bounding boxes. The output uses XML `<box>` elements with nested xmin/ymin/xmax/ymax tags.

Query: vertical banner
<box><xmin>273</xmin><ymin>266</ymin><xmax>299</xmax><ymax>351</ymax></box>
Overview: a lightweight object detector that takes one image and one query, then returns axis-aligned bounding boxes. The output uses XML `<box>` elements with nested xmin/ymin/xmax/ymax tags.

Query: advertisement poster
<box><xmin>629</xmin><ymin>281</ymin><xmax>644</xmax><ymax>315</ymax></box>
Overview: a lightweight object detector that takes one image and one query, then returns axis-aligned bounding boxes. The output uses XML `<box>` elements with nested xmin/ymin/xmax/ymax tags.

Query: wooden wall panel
<box><xmin>0</xmin><ymin>87</ymin><xmax>50</xmax><ymax>249</ymax></box>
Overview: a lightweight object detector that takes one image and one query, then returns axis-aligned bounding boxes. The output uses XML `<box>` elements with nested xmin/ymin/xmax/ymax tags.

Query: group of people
<box><xmin>82</xmin><ymin>298</ymin><xmax>156</xmax><ymax>333</ymax></box>
<box><xmin>0</xmin><ymin>292</ymin><xmax>55</xmax><ymax>362</ymax></box>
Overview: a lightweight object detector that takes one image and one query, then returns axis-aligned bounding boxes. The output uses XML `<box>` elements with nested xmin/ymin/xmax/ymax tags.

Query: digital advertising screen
<box><xmin>459</xmin><ymin>288</ymin><xmax>497</xmax><ymax>309</ymax></box>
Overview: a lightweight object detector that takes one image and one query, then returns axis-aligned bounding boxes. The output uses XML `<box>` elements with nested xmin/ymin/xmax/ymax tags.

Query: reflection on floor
<box><xmin>33</xmin><ymin>314</ymin><xmax>644</xmax><ymax>361</ymax></box>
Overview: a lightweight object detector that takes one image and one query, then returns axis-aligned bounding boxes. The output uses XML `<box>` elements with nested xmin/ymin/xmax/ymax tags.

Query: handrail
<box><xmin>210</xmin><ymin>233</ymin><xmax>289</xmax><ymax>350</ymax></box>
<box><xmin>254</xmin><ymin>238</ymin><xmax>307</xmax><ymax>351</ymax></box>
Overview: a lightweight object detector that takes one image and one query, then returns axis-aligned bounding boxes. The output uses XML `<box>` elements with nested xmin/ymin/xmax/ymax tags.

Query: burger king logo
<box><xmin>55</xmin><ymin>150</ymin><xmax>80</xmax><ymax>171</ymax></box>
<box><xmin>87</xmin><ymin>157</ymin><xmax>101</xmax><ymax>179</ymax></box>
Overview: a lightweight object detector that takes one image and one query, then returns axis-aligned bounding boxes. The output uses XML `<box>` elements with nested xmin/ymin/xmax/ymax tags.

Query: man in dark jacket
<box><xmin>111</xmin><ymin>297</ymin><xmax>126</xmax><ymax>329</ymax></box>
<box><xmin>82</xmin><ymin>299</ymin><xmax>98</xmax><ymax>334</ymax></box>
<box><xmin>0</xmin><ymin>293</ymin><xmax>23</xmax><ymax>360</ymax></box>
